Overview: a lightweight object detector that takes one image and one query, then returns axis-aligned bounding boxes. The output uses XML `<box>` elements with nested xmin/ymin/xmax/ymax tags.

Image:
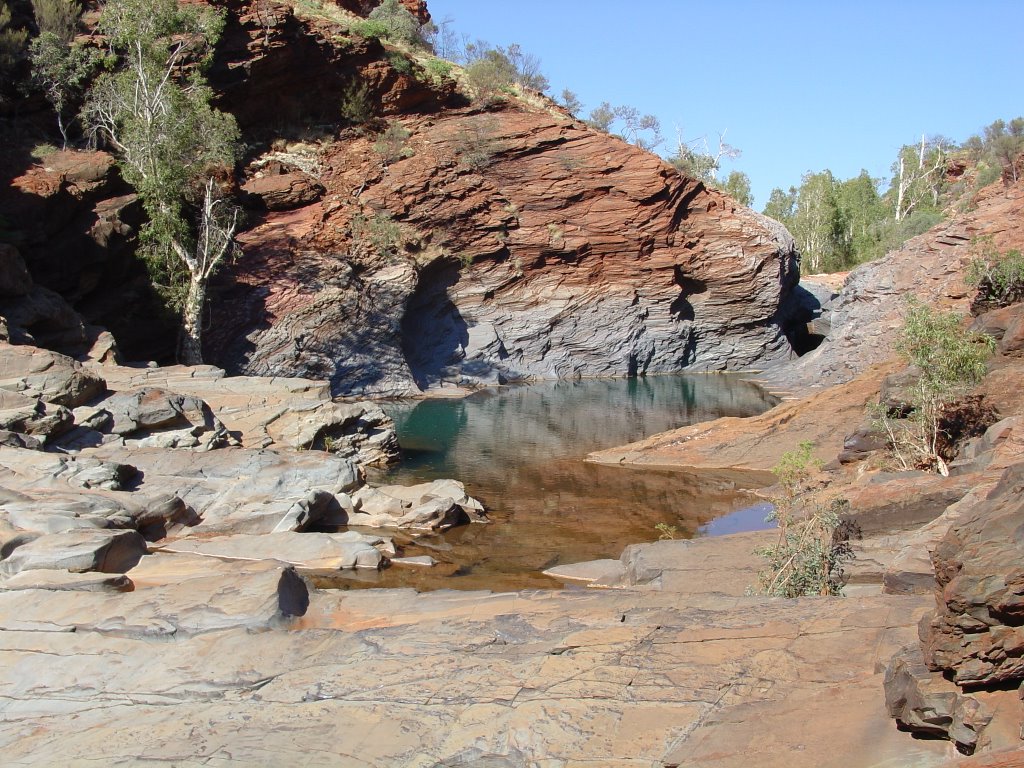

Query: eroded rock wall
<box><xmin>208</xmin><ymin>102</ymin><xmax>800</xmax><ymax>395</ymax></box>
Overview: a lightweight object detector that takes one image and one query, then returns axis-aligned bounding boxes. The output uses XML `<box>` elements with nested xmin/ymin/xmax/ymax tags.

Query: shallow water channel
<box><xmin>351</xmin><ymin>375</ymin><xmax>778</xmax><ymax>592</ymax></box>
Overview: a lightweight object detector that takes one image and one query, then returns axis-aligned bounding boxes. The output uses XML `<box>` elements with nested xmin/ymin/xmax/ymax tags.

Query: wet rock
<box><xmin>0</xmin><ymin>529</ymin><xmax>147</xmax><ymax>576</ymax></box>
<box><xmin>351</xmin><ymin>479</ymin><xmax>485</xmax><ymax>530</ymax></box>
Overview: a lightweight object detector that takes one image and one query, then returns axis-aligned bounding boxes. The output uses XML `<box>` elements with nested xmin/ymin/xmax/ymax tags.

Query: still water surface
<box><xmin>352</xmin><ymin>375</ymin><xmax>777</xmax><ymax>592</ymax></box>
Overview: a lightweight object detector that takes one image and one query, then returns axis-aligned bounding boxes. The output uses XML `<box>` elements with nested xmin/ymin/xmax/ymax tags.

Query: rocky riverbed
<box><xmin>3</xmin><ymin>0</ymin><xmax>1024</xmax><ymax>762</ymax></box>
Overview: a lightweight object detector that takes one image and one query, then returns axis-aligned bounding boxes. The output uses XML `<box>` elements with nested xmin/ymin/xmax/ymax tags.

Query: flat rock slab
<box><xmin>159</xmin><ymin>531</ymin><xmax>384</xmax><ymax>570</ymax></box>
<box><xmin>0</xmin><ymin>586</ymin><xmax>950</xmax><ymax>767</ymax></box>
<box><xmin>0</xmin><ymin>554</ymin><xmax>307</xmax><ymax>637</ymax></box>
<box><xmin>0</xmin><ymin>570</ymin><xmax>133</xmax><ymax>593</ymax></box>
<box><xmin>543</xmin><ymin>557</ymin><xmax>624</xmax><ymax>584</ymax></box>
<box><xmin>0</xmin><ymin>529</ymin><xmax>146</xmax><ymax>576</ymax></box>
<box><xmin>587</xmin><ymin>364</ymin><xmax>893</xmax><ymax>479</ymax></box>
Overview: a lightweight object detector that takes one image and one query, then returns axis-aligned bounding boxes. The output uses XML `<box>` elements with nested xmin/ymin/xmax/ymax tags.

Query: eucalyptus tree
<box><xmin>723</xmin><ymin>170</ymin><xmax>753</xmax><ymax>207</ymax></box>
<box><xmin>29</xmin><ymin>0</ymin><xmax>97</xmax><ymax>147</ymax></box>
<box><xmin>83</xmin><ymin>0</ymin><xmax>239</xmax><ymax>364</ymax></box>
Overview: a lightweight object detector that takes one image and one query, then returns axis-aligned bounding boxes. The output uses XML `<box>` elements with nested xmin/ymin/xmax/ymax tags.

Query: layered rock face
<box><xmin>186</xmin><ymin>1</ymin><xmax>801</xmax><ymax>396</ymax></box>
<box><xmin>768</xmin><ymin>179</ymin><xmax>1024</xmax><ymax>394</ymax></box>
<box><xmin>922</xmin><ymin>463</ymin><xmax>1024</xmax><ymax>687</ymax></box>
<box><xmin>2</xmin><ymin>0</ymin><xmax>800</xmax><ymax>396</ymax></box>
<box><xmin>208</xmin><ymin>104</ymin><xmax>799</xmax><ymax>396</ymax></box>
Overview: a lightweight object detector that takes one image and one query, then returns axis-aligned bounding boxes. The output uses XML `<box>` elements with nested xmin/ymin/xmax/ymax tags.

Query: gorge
<box><xmin>1</xmin><ymin>0</ymin><xmax>1024</xmax><ymax>766</ymax></box>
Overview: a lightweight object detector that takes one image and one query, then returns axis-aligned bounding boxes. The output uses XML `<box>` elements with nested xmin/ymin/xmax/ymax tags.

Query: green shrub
<box><xmin>464</xmin><ymin>51</ymin><xmax>517</xmax><ymax>102</ymax></box>
<box><xmin>873</xmin><ymin>298</ymin><xmax>995</xmax><ymax>475</ymax></box>
<box><xmin>423</xmin><ymin>57</ymin><xmax>452</xmax><ymax>84</ymax></box>
<box><xmin>452</xmin><ymin>116</ymin><xmax>501</xmax><ymax>170</ymax></box>
<box><xmin>754</xmin><ymin>441</ymin><xmax>853</xmax><ymax>598</ymax></box>
<box><xmin>349</xmin><ymin>18</ymin><xmax>389</xmax><ymax>41</ymax></box>
<box><xmin>339</xmin><ymin>80</ymin><xmax>374</xmax><ymax>125</ymax></box>
<box><xmin>386</xmin><ymin>49</ymin><xmax>412</xmax><ymax>75</ymax></box>
<box><xmin>351</xmin><ymin>210</ymin><xmax>403</xmax><ymax>259</ymax></box>
<box><xmin>353</xmin><ymin>0</ymin><xmax>423</xmax><ymax>46</ymax></box>
<box><xmin>965</xmin><ymin>237</ymin><xmax>1024</xmax><ymax>309</ymax></box>
<box><xmin>372</xmin><ymin>120</ymin><xmax>412</xmax><ymax>165</ymax></box>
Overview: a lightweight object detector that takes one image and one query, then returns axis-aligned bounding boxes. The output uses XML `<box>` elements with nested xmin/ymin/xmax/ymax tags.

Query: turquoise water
<box><xmin>358</xmin><ymin>375</ymin><xmax>777</xmax><ymax>591</ymax></box>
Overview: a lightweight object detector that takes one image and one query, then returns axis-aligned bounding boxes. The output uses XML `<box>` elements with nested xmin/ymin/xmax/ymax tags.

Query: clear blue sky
<box><xmin>426</xmin><ymin>0</ymin><xmax>1024</xmax><ymax>209</ymax></box>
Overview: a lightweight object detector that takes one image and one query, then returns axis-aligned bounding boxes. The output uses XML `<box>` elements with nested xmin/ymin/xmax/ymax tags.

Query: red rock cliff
<box><xmin>200</xmin><ymin>0</ymin><xmax>800</xmax><ymax>395</ymax></box>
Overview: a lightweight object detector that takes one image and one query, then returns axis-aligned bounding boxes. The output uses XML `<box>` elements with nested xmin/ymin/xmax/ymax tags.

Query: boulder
<box><xmin>998</xmin><ymin>311</ymin><xmax>1024</xmax><ymax>355</ymax></box>
<box><xmin>884</xmin><ymin>645</ymin><xmax>991</xmax><ymax>752</ymax></box>
<box><xmin>242</xmin><ymin>171</ymin><xmax>325</xmax><ymax>211</ymax></box>
<box><xmin>93</xmin><ymin>387</ymin><xmax>230</xmax><ymax>450</ymax></box>
<box><xmin>0</xmin><ymin>529</ymin><xmax>147</xmax><ymax>576</ymax></box>
<box><xmin>265</xmin><ymin>400</ymin><xmax>399</xmax><ymax>466</ymax></box>
<box><xmin>0</xmin><ymin>429</ymin><xmax>43</xmax><ymax>450</ymax></box>
<box><xmin>82</xmin><ymin>445</ymin><xmax>363</xmax><ymax>535</ymax></box>
<box><xmin>0</xmin><ymin>284</ymin><xmax>87</xmax><ymax>350</ymax></box>
<box><xmin>350</xmin><ymin>479</ymin><xmax>485</xmax><ymax>530</ymax></box>
<box><xmin>970</xmin><ymin>303</ymin><xmax>1023</xmax><ymax>342</ymax></box>
<box><xmin>0</xmin><ymin>344</ymin><xmax>105</xmax><ymax>407</ymax></box>
<box><xmin>0</xmin><ymin>389</ymin><xmax>74</xmax><ymax>440</ymax></box>
<box><xmin>922</xmin><ymin>463</ymin><xmax>1024</xmax><ymax>687</ymax></box>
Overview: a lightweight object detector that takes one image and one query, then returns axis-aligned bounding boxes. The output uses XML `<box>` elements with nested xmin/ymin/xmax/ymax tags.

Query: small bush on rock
<box><xmin>872</xmin><ymin>298</ymin><xmax>995</xmax><ymax>475</ymax></box>
<box><xmin>965</xmin><ymin>236</ymin><xmax>1024</xmax><ymax>311</ymax></box>
<box><xmin>339</xmin><ymin>79</ymin><xmax>374</xmax><ymax>126</ymax></box>
<box><xmin>754</xmin><ymin>442</ymin><xmax>854</xmax><ymax>598</ymax></box>
<box><xmin>372</xmin><ymin>120</ymin><xmax>412</xmax><ymax>166</ymax></box>
<box><xmin>353</xmin><ymin>0</ymin><xmax>424</xmax><ymax>47</ymax></box>
<box><xmin>351</xmin><ymin>210</ymin><xmax>404</xmax><ymax>260</ymax></box>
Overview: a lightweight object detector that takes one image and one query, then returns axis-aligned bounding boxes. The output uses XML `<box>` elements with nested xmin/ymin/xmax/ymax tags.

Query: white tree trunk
<box><xmin>179</xmin><ymin>272</ymin><xmax>207</xmax><ymax>366</ymax></box>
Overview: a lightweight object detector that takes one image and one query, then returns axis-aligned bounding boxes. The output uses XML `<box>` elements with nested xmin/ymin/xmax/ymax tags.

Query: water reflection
<box><xmin>358</xmin><ymin>375</ymin><xmax>777</xmax><ymax>592</ymax></box>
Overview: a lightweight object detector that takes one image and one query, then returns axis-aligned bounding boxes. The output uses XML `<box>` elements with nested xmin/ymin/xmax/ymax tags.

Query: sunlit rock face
<box><xmin>208</xmin><ymin>105</ymin><xmax>800</xmax><ymax>396</ymax></box>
